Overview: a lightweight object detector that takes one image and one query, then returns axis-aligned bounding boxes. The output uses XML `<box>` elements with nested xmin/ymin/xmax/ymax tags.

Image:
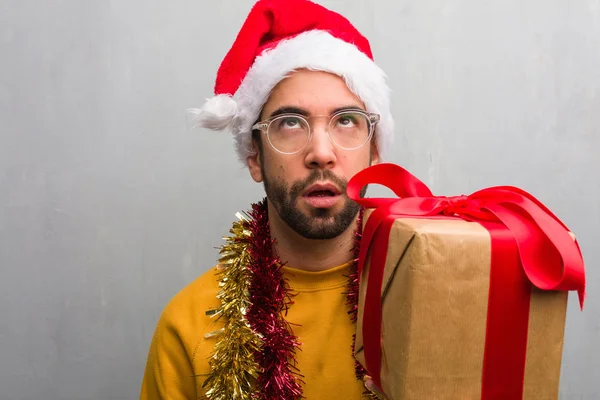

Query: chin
<box><xmin>308</xmin><ymin>207</ymin><xmax>337</xmax><ymax>220</ymax></box>
<box><xmin>300</xmin><ymin>199</ymin><xmax>344</xmax><ymax>218</ymax></box>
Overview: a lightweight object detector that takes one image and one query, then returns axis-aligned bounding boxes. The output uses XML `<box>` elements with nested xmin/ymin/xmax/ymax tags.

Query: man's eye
<box><xmin>279</xmin><ymin>117</ymin><xmax>302</xmax><ymax>129</ymax></box>
<box><xmin>337</xmin><ymin>116</ymin><xmax>357</xmax><ymax>127</ymax></box>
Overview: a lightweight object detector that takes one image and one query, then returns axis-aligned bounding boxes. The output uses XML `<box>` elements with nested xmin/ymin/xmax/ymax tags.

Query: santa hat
<box><xmin>189</xmin><ymin>0</ymin><xmax>394</xmax><ymax>165</ymax></box>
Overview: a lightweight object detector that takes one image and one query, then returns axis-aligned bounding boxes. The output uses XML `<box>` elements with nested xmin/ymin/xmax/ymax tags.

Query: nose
<box><xmin>304</xmin><ymin>122</ymin><xmax>337</xmax><ymax>169</ymax></box>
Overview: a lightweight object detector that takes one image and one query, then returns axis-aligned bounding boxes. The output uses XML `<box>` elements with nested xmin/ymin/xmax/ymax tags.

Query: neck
<box><xmin>267</xmin><ymin>201</ymin><xmax>357</xmax><ymax>272</ymax></box>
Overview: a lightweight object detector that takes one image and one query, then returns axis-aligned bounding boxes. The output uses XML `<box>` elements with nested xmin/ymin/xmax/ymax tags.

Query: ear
<box><xmin>247</xmin><ymin>140</ymin><xmax>263</xmax><ymax>183</ymax></box>
<box><xmin>370</xmin><ymin>141</ymin><xmax>380</xmax><ymax>165</ymax></box>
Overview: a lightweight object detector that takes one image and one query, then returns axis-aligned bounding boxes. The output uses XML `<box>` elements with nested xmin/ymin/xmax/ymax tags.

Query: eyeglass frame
<box><xmin>251</xmin><ymin>109</ymin><xmax>380</xmax><ymax>155</ymax></box>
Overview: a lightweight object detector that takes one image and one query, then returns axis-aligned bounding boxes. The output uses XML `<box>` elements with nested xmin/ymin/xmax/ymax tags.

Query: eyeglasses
<box><xmin>251</xmin><ymin>110</ymin><xmax>380</xmax><ymax>155</ymax></box>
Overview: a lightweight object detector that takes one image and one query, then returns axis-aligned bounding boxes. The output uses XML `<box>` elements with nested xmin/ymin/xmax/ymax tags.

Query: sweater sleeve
<box><xmin>140</xmin><ymin>307</ymin><xmax>197</xmax><ymax>400</ymax></box>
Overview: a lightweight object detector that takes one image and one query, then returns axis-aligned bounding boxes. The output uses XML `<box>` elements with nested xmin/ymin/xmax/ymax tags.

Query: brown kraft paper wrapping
<box><xmin>354</xmin><ymin>216</ymin><xmax>568</xmax><ymax>400</ymax></box>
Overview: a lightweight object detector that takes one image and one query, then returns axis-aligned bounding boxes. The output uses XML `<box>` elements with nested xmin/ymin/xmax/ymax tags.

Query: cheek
<box><xmin>339</xmin><ymin>149</ymin><xmax>372</xmax><ymax>175</ymax></box>
<box><xmin>261</xmin><ymin>152</ymin><xmax>292</xmax><ymax>183</ymax></box>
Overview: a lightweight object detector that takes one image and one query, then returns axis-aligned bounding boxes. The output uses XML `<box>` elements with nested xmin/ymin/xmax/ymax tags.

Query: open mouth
<box><xmin>304</xmin><ymin>183</ymin><xmax>341</xmax><ymax>196</ymax></box>
<box><xmin>306</xmin><ymin>189</ymin><xmax>337</xmax><ymax>197</ymax></box>
<box><xmin>302</xmin><ymin>183</ymin><xmax>342</xmax><ymax>208</ymax></box>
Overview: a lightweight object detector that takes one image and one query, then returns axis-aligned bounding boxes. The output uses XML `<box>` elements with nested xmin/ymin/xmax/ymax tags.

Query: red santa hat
<box><xmin>190</xmin><ymin>0</ymin><xmax>394</xmax><ymax>165</ymax></box>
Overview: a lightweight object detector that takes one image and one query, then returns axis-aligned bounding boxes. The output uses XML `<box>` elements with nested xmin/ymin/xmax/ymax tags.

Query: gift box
<box><xmin>348</xmin><ymin>164</ymin><xmax>586</xmax><ymax>400</ymax></box>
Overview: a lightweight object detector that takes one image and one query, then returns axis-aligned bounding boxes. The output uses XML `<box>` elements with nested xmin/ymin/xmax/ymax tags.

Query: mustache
<box><xmin>289</xmin><ymin>170</ymin><xmax>348</xmax><ymax>200</ymax></box>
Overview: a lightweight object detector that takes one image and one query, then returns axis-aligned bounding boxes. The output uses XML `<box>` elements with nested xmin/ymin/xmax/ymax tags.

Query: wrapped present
<box><xmin>348</xmin><ymin>163</ymin><xmax>586</xmax><ymax>400</ymax></box>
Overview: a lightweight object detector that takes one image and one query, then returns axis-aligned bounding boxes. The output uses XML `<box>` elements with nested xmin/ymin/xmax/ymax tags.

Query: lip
<box><xmin>302</xmin><ymin>182</ymin><xmax>343</xmax><ymax>209</ymax></box>
<box><xmin>303</xmin><ymin>182</ymin><xmax>342</xmax><ymax>197</ymax></box>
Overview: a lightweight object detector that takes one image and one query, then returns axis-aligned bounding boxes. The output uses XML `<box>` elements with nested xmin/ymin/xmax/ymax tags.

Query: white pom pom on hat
<box><xmin>188</xmin><ymin>94</ymin><xmax>238</xmax><ymax>131</ymax></box>
<box><xmin>191</xmin><ymin>0</ymin><xmax>394</xmax><ymax>166</ymax></box>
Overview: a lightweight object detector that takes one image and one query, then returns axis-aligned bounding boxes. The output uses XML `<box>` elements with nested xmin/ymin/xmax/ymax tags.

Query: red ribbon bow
<box><xmin>347</xmin><ymin>163</ymin><xmax>586</xmax><ymax>398</ymax></box>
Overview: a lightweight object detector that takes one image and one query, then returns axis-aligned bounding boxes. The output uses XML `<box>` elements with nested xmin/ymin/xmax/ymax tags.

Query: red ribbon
<box><xmin>347</xmin><ymin>163</ymin><xmax>586</xmax><ymax>398</ymax></box>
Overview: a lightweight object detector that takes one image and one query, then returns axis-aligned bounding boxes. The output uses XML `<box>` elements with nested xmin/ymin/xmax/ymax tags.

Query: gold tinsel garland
<box><xmin>202</xmin><ymin>212</ymin><xmax>261</xmax><ymax>400</ymax></box>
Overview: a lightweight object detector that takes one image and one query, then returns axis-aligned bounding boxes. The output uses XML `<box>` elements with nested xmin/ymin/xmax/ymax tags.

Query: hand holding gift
<box><xmin>348</xmin><ymin>163</ymin><xmax>586</xmax><ymax>400</ymax></box>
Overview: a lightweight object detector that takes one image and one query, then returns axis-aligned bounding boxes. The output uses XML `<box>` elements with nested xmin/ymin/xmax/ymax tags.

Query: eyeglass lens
<box><xmin>267</xmin><ymin>112</ymin><xmax>372</xmax><ymax>154</ymax></box>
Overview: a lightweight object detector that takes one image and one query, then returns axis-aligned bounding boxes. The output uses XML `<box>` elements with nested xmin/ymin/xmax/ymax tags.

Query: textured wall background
<box><xmin>1</xmin><ymin>1</ymin><xmax>598</xmax><ymax>398</ymax></box>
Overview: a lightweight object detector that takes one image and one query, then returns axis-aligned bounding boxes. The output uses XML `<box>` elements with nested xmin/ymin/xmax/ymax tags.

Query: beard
<box><xmin>262</xmin><ymin>168</ymin><xmax>367</xmax><ymax>240</ymax></box>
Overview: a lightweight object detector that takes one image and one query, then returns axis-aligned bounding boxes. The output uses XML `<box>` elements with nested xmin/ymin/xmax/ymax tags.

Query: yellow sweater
<box><xmin>140</xmin><ymin>261</ymin><xmax>366</xmax><ymax>399</ymax></box>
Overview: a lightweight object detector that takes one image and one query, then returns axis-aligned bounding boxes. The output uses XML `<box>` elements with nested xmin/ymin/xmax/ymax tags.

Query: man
<box><xmin>140</xmin><ymin>0</ymin><xmax>394</xmax><ymax>398</ymax></box>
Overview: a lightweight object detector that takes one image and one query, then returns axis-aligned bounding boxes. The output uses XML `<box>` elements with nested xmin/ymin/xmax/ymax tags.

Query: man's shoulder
<box><xmin>164</xmin><ymin>265</ymin><xmax>220</xmax><ymax>315</ymax></box>
<box><xmin>142</xmin><ymin>266</ymin><xmax>224</xmax><ymax>393</ymax></box>
<box><xmin>159</xmin><ymin>265</ymin><xmax>222</xmax><ymax>331</ymax></box>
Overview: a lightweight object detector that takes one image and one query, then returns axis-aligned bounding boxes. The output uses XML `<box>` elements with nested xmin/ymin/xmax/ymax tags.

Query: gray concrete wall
<box><xmin>1</xmin><ymin>1</ymin><xmax>598</xmax><ymax>398</ymax></box>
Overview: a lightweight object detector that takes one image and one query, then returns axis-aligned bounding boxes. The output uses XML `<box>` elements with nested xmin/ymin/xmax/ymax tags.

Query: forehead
<box><xmin>261</xmin><ymin>70</ymin><xmax>365</xmax><ymax>117</ymax></box>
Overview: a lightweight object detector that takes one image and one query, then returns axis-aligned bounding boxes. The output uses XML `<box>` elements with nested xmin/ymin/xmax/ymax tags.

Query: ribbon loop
<box><xmin>348</xmin><ymin>163</ymin><xmax>586</xmax><ymax>304</ymax></box>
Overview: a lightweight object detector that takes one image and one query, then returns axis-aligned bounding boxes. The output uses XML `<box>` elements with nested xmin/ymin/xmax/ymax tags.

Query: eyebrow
<box><xmin>268</xmin><ymin>105</ymin><xmax>366</xmax><ymax>119</ymax></box>
<box><xmin>269</xmin><ymin>107</ymin><xmax>309</xmax><ymax>118</ymax></box>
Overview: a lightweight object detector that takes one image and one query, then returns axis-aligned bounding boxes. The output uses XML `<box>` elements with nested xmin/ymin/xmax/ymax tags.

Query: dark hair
<box><xmin>251</xmin><ymin>111</ymin><xmax>264</xmax><ymax>157</ymax></box>
<box><xmin>251</xmin><ymin>129</ymin><xmax>263</xmax><ymax>152</ymax></box>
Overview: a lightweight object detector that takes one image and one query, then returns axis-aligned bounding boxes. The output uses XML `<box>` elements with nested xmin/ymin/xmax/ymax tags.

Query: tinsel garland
<box><xmin>245</xmin><ymin>200</ymin><xmax>303</xmax><ymax>399</ymax></box>
<box><xmin>202</xmin><ymin>211</ymin><xmax>262</xmax><ymax>400</ymax></box>
<box><xmin>204</xmin><ymin>199</ymin><xmax>382</xmax><ymax>399</ymax></box>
